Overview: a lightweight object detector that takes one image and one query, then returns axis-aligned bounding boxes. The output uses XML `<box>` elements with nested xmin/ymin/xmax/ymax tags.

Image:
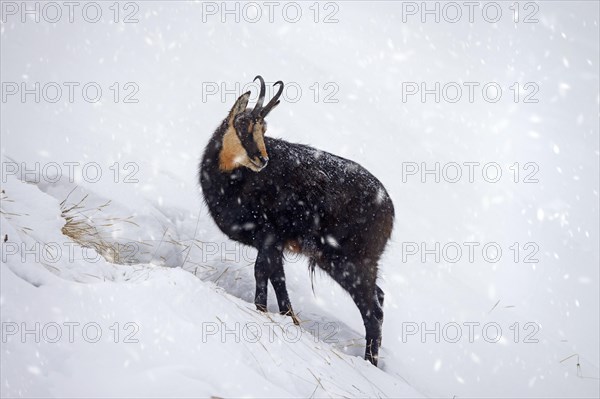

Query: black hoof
<box><xmin>255</xmin><ymin>303</ymin><xmax>267</xmax><ymax>312</ymax></box>
<box><xmin>365</xmin><ymin>350</ymin><xmax>379</xmax><ymax>367</ymax></box>
<box><xmin>280</xmin><ymin>306</ymin><xmax>300</xmax><ymax>325</ymax></box>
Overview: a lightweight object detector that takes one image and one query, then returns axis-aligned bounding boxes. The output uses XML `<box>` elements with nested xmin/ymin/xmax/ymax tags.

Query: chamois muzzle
<box><xmin>249</xmin><ymin>155</ymin><xmax>269</xmax><ymax>171</ymax></box>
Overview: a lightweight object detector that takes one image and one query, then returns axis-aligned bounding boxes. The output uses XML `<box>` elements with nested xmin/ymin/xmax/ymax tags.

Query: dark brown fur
<box><xmin>199</xmin><ymin>79</ymin><xmax>394</xmax><ymax>366</ymax></box>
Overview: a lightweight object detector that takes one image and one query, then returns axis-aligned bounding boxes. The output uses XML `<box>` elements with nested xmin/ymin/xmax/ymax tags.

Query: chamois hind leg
<box><xmin>374</xmin><ymin>284</ymin><xmax>385</xmax><ymax>347</ymax></box>
<box><xmin>368</xmin><ymin>285</ymin><xmax>385</xmax><ymax>363</ymax></box>
<box><xmin>376</xmin><ymin>285</ymin><xmax>385</xmax><ymax>307</ymax></box>
<box><xmin>270</xmin><ymin>264</ymin><xmax>300</xmax><ymax>325</ymax></box>
<box><xmin>324</xmin><ymin>258</ymin><xmax>383</xmax><ymax>366</ymax></box>
<box><xmin>354</xmin><ymin>285</ymin><xmax>384</xmax><ymax>366</ymax></box>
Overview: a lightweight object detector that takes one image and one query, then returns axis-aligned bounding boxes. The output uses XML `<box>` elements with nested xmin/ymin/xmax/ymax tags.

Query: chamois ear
<box><xmin>228</xmin><ymin>91</ymin><xmax>251</xmax><ymax>122</ymax></box>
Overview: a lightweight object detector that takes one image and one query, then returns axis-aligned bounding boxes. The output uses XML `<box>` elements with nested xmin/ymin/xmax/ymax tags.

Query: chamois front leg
<box><xmin>254</xmin><ymin>243</ymin><xmax>299</xmax><ymax>325</ymax></box>
<box><xmin>253</xmin><ymin>238</ymin><xmax>282</xmax><ymax>313</ymax></box>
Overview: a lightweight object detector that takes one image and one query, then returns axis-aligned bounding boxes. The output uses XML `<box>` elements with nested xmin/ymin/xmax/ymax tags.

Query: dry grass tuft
<box><xmin>60</xmin><ymin>192</ymin><xmax>139</xmax><ymax>265</ymax></box>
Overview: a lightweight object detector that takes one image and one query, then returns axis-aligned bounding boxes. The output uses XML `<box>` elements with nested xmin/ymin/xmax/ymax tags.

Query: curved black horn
<box><xmin>251</xmin><ymin>75</ymin><xmax>266</xmax><ymax>116</ymax></box>
<box><xmin>260</xmin><ymin>81</ymin><xmax>284</xmax><ymax>117</ymax></box>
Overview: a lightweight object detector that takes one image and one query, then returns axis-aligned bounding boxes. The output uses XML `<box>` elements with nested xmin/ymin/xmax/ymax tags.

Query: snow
<box><xmin>1</xmin><ymin>1</ymin><xmax>599</xmax><ymax>398</ymax></box>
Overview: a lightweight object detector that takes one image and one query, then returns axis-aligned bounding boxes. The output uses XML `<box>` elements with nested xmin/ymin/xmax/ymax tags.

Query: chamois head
<box><xmin>219</xmin><ymin>76</ymin><xmax>284</xmax><ymax>173</ymax></box>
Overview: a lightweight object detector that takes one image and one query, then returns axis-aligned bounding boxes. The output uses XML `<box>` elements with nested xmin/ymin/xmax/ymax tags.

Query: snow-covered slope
<box><xmin>1</xmin><ymin>2</ymin><xmax>599</xmax><ymax>397</ymax></box>
<box><xmin>1</xmin><ymin>170</ymin><xmax>419</xmax><ymax>398</ymax></box>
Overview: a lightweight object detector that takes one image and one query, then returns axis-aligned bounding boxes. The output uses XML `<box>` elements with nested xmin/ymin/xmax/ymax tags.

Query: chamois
<box><xmin>199</xmin><ymin>76</ymin><xmax>394</xmax><ymax>366</ymax></box>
